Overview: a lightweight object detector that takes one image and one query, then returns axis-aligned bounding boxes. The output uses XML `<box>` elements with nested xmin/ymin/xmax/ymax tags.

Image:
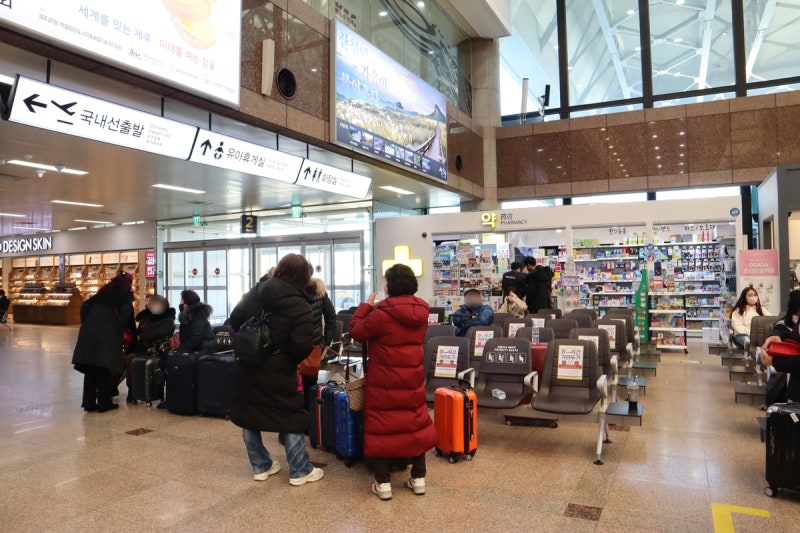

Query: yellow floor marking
<box><xmin>712</xmin><ymin>502</ymin><xmax>771</xmax><ymax>533</ymax></box>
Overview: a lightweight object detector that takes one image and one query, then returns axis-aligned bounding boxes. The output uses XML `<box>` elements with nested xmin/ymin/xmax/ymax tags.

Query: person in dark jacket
<box><xmin>501</xmin><ymin>262</ymin><xmax>527</xmax><ymax>297</ymax></box>
<box><xmin>761</xmin><ymin>290</ymin><xmax>800</xmax><ymax>402</ymax></box>
<box><xmin>301</xmin><ymin>272</ymin><xmax>337</xmax><ymax>402</ymax></box>
<box><xmin>452</xmin><ymin>288</ymin><xmax>494</xmax><ymax>336</ymax></box>
<box><xmin>176</xmin><ymin>290</ymin><xmax>215</xmax><ymax>354</ymax></box>
<box><xmin>349</xmin><ymin>264</ymin><xmax>439</xmax><ymax>501</ymax></box>
<box><xmin>524</xmin><ymin>256</ymin><xmax>554</xmax><ymax>313</ymax></box>
<box><xmin>0</xmin><ymin>289</ymin><xmax>10</xmax><ymax>323</ymax></box>
<box><xmin>230</xmin><ymin>253</ymin><xmax>324</xmax><ymax>486</ymax></box>
<box><xmin>124</xmin><ymin>294</ymin><xmax>176</xmax><ymax>403</ymax></box>
<box><xmin>72</xmin><ymin>272</ymin><xmax>136</xmax><ymax>413</ymax></box>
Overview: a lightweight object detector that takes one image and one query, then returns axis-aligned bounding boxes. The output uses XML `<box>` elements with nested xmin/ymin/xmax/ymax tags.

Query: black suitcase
<box><xmin>766</xmin><ymin>370</ymin><xmax>788</xmax><ymax>406</ymax></box>
<box><xmin>309</xmin><ymin>382</ymin><xmax>342</xmax><ymax>451</ymax></box>
<box><xmin>165</xmin><ymin>353</ymin><xmax>199</xmax><ymax>415</ymax></box>
<box><xmin>130</xmin><ymin>356</ymin><xmax>163</xmax><ymax>404</ymax></box>
<box><xmin>765</xmin><ymin>402</ymin><xmax>800</xmax><ymax>497</ymax></box>
<box><xmin>197</xmin><ymin>354</ymin><xmax>235</xmax><ymax>418</ymax></box>
<box><xmin>213</xmin><ymin>326</ymin><xmax>235</xmax><ymax>353</ymax></box>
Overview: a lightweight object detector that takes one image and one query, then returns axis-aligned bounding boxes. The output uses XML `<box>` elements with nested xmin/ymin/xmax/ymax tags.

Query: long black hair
<box><xmin>781</xmin><ymin>290</ymin><xmax>800</xmax><ymax>327</ymax></box>
<box><xmin>731</xmin><ymin>286</ymin><xmax>764</xmax><ymax>317</ymax></box>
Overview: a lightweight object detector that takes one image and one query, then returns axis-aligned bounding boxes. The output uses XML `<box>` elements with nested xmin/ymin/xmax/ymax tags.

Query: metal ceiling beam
<box><xmin>696</xmin><ymin>0</ymin><xmax>717</xmax><ymax>93</ymax></box>
<box><xmin>590</xmin><ymin>0</ymin><xmax>632</xmax><ymax>99</ymax></box>
<box><xmin>745</xmin><ymin>0</ymin><xmax>778</xmax><ymax>80</ymax></box>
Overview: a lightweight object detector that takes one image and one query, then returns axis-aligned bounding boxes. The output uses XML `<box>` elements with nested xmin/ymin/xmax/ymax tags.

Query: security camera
<box><xmin>421</xmin><ymin>232</ymin><xmax>428</xmax><ymax>238</ymax></box>
<box><xmin>35</xmin><ymin>169</ymin><xmax>46</xmax><ymax>178</ymax></box>
<box><xmin>54</xmin><ymin>163</ymin><xmax>65</xmax><ymax>173</ymax></box>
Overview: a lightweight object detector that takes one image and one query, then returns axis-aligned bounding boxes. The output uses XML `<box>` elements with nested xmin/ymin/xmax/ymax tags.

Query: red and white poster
<box><xmin>508</xmin><ymin>322</ymin><xmax>525</xmax><ymax>338</ymax></box>
<box><xmin>738</xmin><ymin>250</ymin><xmax>779</xmax><ymax>313</ymax></box>
<box><xmin>557</xmin><ymin>345</ymin><xmax>584</xmax><ymax>380</ymax></box>
<box><xmin>474</xmin><ymin>330</ymin><xmax>495</xmax><ymax>358</ymax></box>
<box><xmin>145</xmin><ymin>250</ymin><xmax>156</xmax><ymax>278</ymax></box>
<box><xmin>433</xmin><ymin>345</ymin><xmax>458</xmax><ymax>378</ymax></box>
<box><xmin>598</xmin><ymin>324</ymin><xmax>616</xmax><ymax>350</ymax></box>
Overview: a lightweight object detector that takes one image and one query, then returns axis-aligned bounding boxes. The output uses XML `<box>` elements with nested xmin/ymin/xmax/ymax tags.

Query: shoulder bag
<box><xmin>233</xmin><ymin>312</ymin><xmax>274</xmax><ymax>366</ymax></box>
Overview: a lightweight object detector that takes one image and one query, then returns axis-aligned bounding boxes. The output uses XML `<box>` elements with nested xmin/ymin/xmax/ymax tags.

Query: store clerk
<box><xmin>452</xmin><ymin>289</ymin><xmax>494</xmax><ymax>336</ymax></box>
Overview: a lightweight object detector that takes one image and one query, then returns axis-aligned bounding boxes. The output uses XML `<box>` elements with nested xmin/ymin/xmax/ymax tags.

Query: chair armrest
<box><xmin>597</xmin><ymin>374</ymin><xmax>608</xmax><ymax>406</ymax></box>
<box><xmin>457</xmin><ymin>368</ymin><xmax>476</xmax><ymax>388</ymax></box>
<box><xmin>523</xmin><ymin>371</ymin><xmax>539</xmax><ymax>394</ymax></box>
<box><xmin>610</xmin><ymin>355</ymin><xmax>619</xmax><ymax>384</ymax></box>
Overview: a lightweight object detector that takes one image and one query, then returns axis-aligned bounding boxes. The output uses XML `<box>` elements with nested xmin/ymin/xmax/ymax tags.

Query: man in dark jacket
<box><xmin>72</xmin><ymin>273</ymin><xmax>136</xmax><ymax>412</ymax></box>
<box><xmin>176</xmin><ymin>290</ymin><xmax>215</xmax><ymax>354</ymax></box>
<box><xmin>0</xmin><ymin>289</ymin><xmax>10</xmax><ymax>323</ymax></box>
<box><xmin>451</xmin><ymin>289</ymin><xmax>494</xmax><ymax>336</ymax></box>
<box><xmin>230</xmin><ymin>253</ymin><xmax>324</xmax><ymax>486</ymax></box>
<box><xmin>501</xmin><ymin>262</ymin><xmax>527</xmax><ymax>297</ymax></box>
<box><xmin>524</xmin><ymin>256</ymin><xmax>554</xmax><ymax>313</ymax></box>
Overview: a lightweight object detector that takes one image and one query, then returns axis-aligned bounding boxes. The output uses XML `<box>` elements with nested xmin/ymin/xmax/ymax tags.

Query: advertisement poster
<box><xmin>738</xmin><ymin>250</ymin><xmax>780</xmax><ymax>313</ymax></box>
<box><xmin>599</xmin><ymin>323</ymin><xmax>616</xmax><ymax>350</ymax></box>
<box><xmin>474</xmin><ymin>330</ymin><xmax>495</xmax><ymax>358</ymax></box>
<box><xmin>557</xmin><ymin>345</ymin><xmax>584</xmax><ymax>380</ymax></box>
<box><xmin>433</xmin><ymin>345</ymin><xmax>458</xmax><ymax>378</ymax></box>
<box><xmin>333</xmin><ymin>20</ymin><xmax>447</xmax><ymax>183</ymax></box>
<box><xmin>578</xmin><ymin>335</ymin><xmax>599</xmax><ymax>349</ymax></box>
<box><xmin>0</xmin><ymin>0</ymin><xmax>242</xmax><ymax>105</ymax></box>
<box><xmin>531</xmin><ymin>317</ymin><xmax>547</xmax><ymax>329</ymax></box>
<box><xmin>508</xmin><ymin>322</ymin><xmax>525</xmax><ymax>338</ymax></box>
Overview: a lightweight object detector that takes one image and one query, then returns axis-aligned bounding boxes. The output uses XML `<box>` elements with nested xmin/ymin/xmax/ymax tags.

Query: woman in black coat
<box><xmin>72</xmin><ymin>272</ymin><xmax>136</xmax><ymax>413</ymax></box>
<box><xmin>230</xmin><ymin>254</ymin><xmax>324</xmax><ymax>486</ymax></box>
<box><xmin>761</xmin><ymin>290</ymin><xmax>800</xmax><ymax>402</ymax></box>
<box><xmin>301</xmin><ymin>275</ymin><xmax>337</xmax><ymax>402</ymax></box>
<box><xmin>176</xmin><ymin>290</ymin><xmax>215</xmax><ymax>354</ymax></box>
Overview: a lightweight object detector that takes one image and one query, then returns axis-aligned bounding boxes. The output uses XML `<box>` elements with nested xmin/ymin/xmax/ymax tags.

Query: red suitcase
<box><xmin>433</xmin><ymin>386</ymin><xmax>477</xmax><ymax>463</ymax></box>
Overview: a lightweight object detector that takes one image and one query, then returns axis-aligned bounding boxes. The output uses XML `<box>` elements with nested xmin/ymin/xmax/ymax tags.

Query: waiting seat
<box><xmin>515</xmin><ymin>326</ymin><xmax>555</xmax><ymax>345</ymax></box>
<box><xmin>732</xmin><ymin>315</ymin><xmax>779</xmax><ymax>404</ymax></box>
<box><xmin>323</xmin><ymin>320</ymin><xmax>344</xmax><ymax>361</ymax></box>
<box><xmin>530</xmin><ymin>339</ymin><xmax>611</xmax><ymax>464</ymax></box>
<box><xmin>606</xmin><ymin>308</ymin><xmax>640</xmax><ymax>356</ymax></box>
<box><xmin>569</xmin><ymin>327</ymin><xmax>614</xmax><ymax>377</ymax></box>
<box><xmin>423</xmin><ymin>336</ymin><xmax>474</xmax><ymax>402</ymax></box>
<box><xmin>491</xmin><ymin>312</ymin><xmax>514</xmax><ymax>329</ymax></box>
<box><xmin>465</xmin><ymin>325</ymin><xmax>503</xmax><ymax>376</ymax></box>
<box><xmin>546</xmin><ymin>318</ymin><xmax>578</xmax><ymax>340</ymax></box>
<box><xmin>474</xmin><ymin>338</ymin><xmax>536</xmax><ymax>409</ymax></box>
<box><xmin>526</xmin><ymin>313</ymin><xmax>553</xmax><ymax>329</ymax></box>
<box><xmin>425</xmin><ymin>324</ymin><xmax>456</xmax><ymax>343</ymax></box>
<box><xmin>428</xmin><ymin>307</ymin><xmax>446</xmax><ymax>325</ymax></box>
<box><xmin>570</xmin><ymin>308</ymin><xmax>598</xmax><ymax>321</ymax></box>
<box><xmin>539</xmin><ymin>308</ymin><xmax>563</xmax><ymax>319</ymax></box>
<box><xmin>505</xmin><ymin>318</ymin><xmax>533</xmax><ymax>338</ymax></box>
<box><xmin>565</xmin><ymin>311</ymin><xmax>594</xmax><ymax>329</ymax></box>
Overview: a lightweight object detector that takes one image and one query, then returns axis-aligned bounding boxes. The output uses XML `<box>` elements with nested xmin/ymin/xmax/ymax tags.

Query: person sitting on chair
<box><xmin>761</xmin><ymin>290</ymin><xmax>800</xmax><ymax>402</ymax></box>
<box><xmin>452</xmin><ymin>289</ymin><xmax>494</xmax><ymax>336</ymax></box>
<box><xmin>730</xmin><ymin>286</ymin><xmax>770</xmax><ymax>348</ymax></box>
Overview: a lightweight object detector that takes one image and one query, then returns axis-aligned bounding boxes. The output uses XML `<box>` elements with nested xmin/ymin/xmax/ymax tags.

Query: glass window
<box><xmin>572</xmin><ymin>192</ymin><xmax>648</xmax><ymax>205</ymax></box>
<box><xmin>744</xmin><ymin>0</ymin><xmax>800</xmax><ymax>83</ymax></box>
<box><xmin>656</xmin><ymin>186</ymin><xmax>740</xmax><ymax>201</ymax></box>
<box><xmin>228</xmin><ymin>247</ymin><xmax>251</xmax><ymax>312</ymax></box>
<box><xmin>255</xmin><ymin>247</ymin><xmax>277</xmax><ymax>280</ymax></box>
<box><xmin>570</xmin><ymin>102</ymin><xmax>643</xmax><ymax>117</ymax></box>
<box><xmin>650</xmin><ymin>0</ymin><xmax>734</xmax><ymax>95</ymax></box>
<box><xmin>334</xmin><ymin>242</ymin><xmax>361</xmax><ymax>286</ymax></box>
<box><xmin>305</xmin><ymin>243</ymin><xmax>332</xmax><ymax>286</ymax></box>
<box><xmin>566</xmin><ymin>0</ymin><xmax>642</xmax><ymax>106</ymax></box>
<box><xmin>654</xmin><ymin>91</ymin><xmax>735</xmax><ymax>107</ymax></box>
<box><xmin>748</xmin><ymin>83</ymin><xmax>800</xmax><ymax>96</ymax></box>
<box><xmin>184</xmin><ymin>251</ymin><xmax>204</xmax><ymax>288</ymax></box>
<box><xmin>499</xmin><ymin>0</ymin><xmax>561</xmax><ymax>115</ymax></box>
<box><xmin>500</xmin><ymin>199</ymin><xmax>563</xmax><ymax>209</ymax></box>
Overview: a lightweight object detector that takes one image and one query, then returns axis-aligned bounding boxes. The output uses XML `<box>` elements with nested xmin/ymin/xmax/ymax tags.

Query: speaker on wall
<box><xmin>455</xmin><ymin>155</ymin><xmax>463</xmax><ymax>172</ymax></box>
<box><xmin>261</xmin><ymin>39</ymin><xmax>275</xmax><ymax>96</ymax></box>
<box><xmin>276</xmin><ymin>68</ymin><xmax>297</xmax><ymax>99</ymax></box>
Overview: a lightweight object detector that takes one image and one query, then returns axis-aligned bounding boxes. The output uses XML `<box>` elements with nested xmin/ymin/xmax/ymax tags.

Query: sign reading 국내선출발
<box><xmin>0</xmin><ymin>0</ymin><xmax>242</xmax><ymax>106</ymax></box>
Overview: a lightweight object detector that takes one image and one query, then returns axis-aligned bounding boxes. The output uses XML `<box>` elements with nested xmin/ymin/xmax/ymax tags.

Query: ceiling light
<box><xmin>74</xmin><ymin>219</ymin><xmax>113</xmax><ymax>225</ymax></box>
<box><xmin>416</xmin><ymin>1</ymin><xmax>424</xmax><ymax>7</ymax></box>
<box><xmin>380</xmin><ymin>185</ymin><xmax>414</xmax><ymax>195</ymax></box>
<box><xmin>0</xmin><ymin>212</ymin><xmax>26</xmax><ymax>218</ymax></box>
<box><xmin>652</xmin><ymin>134</ymin><xmax>657</xmax><ymax>138</ymax></box>
<box><xmin>674</xmin><ymin>38</ymin><xmax>683</xmax><ymax>43</ymax></box>
<box><xmin>152</xmin><ymin>183</ymin><xmax>206</xmax><ymax>194</ymax></box>
<box><xmin>7</xmin><ymin>160</ymin><xmax>88</xmax><ymax>175</ymax></box>
<box><xmin>122</xmin><ymin>220</ymin><xmax>146</xmax><ymax>225</ymax></box>
<box><xmin>679</xmin><ymin>131</ymin><xmax>685</xmax><ymax>135</ymax></box>
<box><xmin>679</xmin><ymin>143</ymin><xmax>685</xmax><ymax>147</ymax></box>
<box><xmin>51</xmin><ymin>200</ymin><xmax>104</xmax><ymax>207</ymax></box>
<box><xmin>676</xmin><ymin>0</ymin><xmax>685</xmax><ymax>4</ymax></box>
<box><xmin>658</xmin><ymin>164</ymin><xmax>663</xmax><ymax>168</ymax></box>
<box><xmin>13</xmin><ymin>225</ymin><xmax>51</xmax><ymax>231</ymax></box>
<box><xmin>655</xmin><ymin>146</ymin><xmax>660</xmax><ymax>150</ymax></box>
<box><xmin>656</xmin><ymin>155</ymin><xmax>661</xmax><ymax>159</ymax></box>
<box><xmin>627</xmin><ymin>9</ymin><xmax>635</xmax><ymax>15</ymax></box>
<box><xmin>378</xmin><ymin>10</ymin><xmax>388</xmax><ymax>16</ymax></box>
<box><xmin>311</xmin><ymin>68</ymin><xmax>318</xmax><ymax>73</ymax></box>
<box><xmin>428</xmin><ymin>50</ymin><xmax>434</xmax><ymax>55</ymax></box>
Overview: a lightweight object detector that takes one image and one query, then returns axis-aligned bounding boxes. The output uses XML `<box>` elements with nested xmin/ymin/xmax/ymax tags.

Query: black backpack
<box><xmin>233</xmin><ymin>311</ymin><xmax>274</xmax><ymax>366</ymax></box>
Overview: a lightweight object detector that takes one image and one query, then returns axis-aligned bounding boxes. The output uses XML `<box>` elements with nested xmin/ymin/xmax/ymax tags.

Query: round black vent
<box><xmin>276</xmin><ymin>68</ymin><xmax>297</xmax><ymax>99</ymax></box>
<box><xmin>455</xmin><ymin>154</ymin><xmax>463</xmax><ymax>172</ymax></box>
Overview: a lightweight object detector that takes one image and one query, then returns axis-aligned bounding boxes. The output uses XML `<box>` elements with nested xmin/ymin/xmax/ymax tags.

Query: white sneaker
<box><xmin>253</xmin><ymin>461</ymin><xmax>281</xmax><ymax>481</ymax></box>
<box><xmin>289</xmin><ymin>467</ymin><xmax>324</xmax><ymax>486</ymax></box>
<box><xmin>372</xmin><ymin>481</ymin><xmax>393</xmax><ymax>501</ymax></box>
<box><xmin>405</xmin><ymin>476</ymin><xmax>426</xmax><ymax>495</ymax></box>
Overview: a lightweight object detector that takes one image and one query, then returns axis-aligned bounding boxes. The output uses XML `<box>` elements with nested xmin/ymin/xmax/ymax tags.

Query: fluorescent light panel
<box><xmin>74</xmin><ymin>219</ymin><xmax>113</xmax><ymax>225</ymax></box>
<box><xmin>0</xmin><ymin>74</ymin><xmax>15</xmax><ymax>85</ymax></box>
<box><xmin>51</xmin><ymin>200</ymin><xmax>104</xmax><ymax>208</ymax></box>
<box><xmin>153</xmin><ymin>183</ymin><xmax>206</xmax><ymax>194</ymax></box>
<box><xmin>7</xmin><ymin>160</ymin><xmax>88</xmax><ymax>175</ymax></box>
<box><xmin>0</xmin><ymin>212</ymin><xmax>26</xmax><ymax>218</ymax></box>
<box><xmin>380</xmin><ymin>185</ymin><xmax>414</xmax><ymax>195</ymax></box>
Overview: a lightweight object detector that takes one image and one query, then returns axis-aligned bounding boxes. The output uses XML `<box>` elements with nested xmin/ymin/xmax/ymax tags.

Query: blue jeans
<box><xmin>242</xmin><ymin>428</ymin><xmax>313</xmax><ymax>479</ymax></box>
<box><xmin>734</xmin><ymin>334</ymin><xmax>748</xmax><ymax>348</ymax></box>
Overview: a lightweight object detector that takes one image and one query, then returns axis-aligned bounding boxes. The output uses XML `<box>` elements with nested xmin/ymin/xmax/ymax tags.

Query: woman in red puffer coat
<box><xmin>349</xmin><ymin>264</ymin><xmax>439</xmax><ymax>501</ymax></box>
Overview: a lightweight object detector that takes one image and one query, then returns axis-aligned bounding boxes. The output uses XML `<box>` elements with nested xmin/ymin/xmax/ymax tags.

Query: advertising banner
<box><xmin>737</xmin><ymin>249</ymin><xmax>780</xmax><ymax>313</ymax></box>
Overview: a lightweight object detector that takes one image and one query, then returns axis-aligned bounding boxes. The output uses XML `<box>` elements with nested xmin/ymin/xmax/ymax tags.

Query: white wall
<box><xmin>375</xmin><ymin>197</ymin><xmax>744</xmax><ymax>301</ymax></box>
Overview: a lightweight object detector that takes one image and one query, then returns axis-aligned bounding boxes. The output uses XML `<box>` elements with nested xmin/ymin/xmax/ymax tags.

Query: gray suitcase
<box><xmin>130</xmin><ymin>356</ymin><xmax>163</xmax><ymax>404</ymax></box>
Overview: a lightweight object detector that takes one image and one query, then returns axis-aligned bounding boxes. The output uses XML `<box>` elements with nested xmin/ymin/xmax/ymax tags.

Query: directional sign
<box><xmin>7</xmin><ymin>76</ymin><xmax>198</xmax><ymax>159</ymax></box>
<box><xmin>296</xmin><ymin>159</ymin><xmax>372</xmax><ymax>199</ymax></box>
<box><xmin>188</xmin><ymin>129</ymin><xmax>302</xmax><ymax>184</ymax></box>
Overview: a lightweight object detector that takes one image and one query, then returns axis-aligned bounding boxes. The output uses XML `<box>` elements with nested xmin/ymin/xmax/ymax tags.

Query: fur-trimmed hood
<box><xmin>179</xmin><ymin>302</ymin><xmax>213</xmax><ymax>325</ymax></box>
<box><xmin>307</xmin><ymin>278</ymin><xmax>328</xmax><ymax>301</ymax></box>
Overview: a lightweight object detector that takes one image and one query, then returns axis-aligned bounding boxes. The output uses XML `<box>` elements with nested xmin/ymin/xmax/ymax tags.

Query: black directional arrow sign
<box><xmin>23</xmin><ymin>94</ymin><xmax>47</xmax><ymax>113</ymax></box>
<box><xmin>200</xmin><ymin>139</ymin><xmax>212</xmax><ymax>156</ymax></box>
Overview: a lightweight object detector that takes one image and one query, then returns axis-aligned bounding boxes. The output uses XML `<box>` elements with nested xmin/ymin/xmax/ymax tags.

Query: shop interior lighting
<box><xmin>7</xmin><ymin>160</ymin><xmax>88</xmax><ymax>175</ymax></box>
<box><xmin>0</xmin><ymin>212</ymin><xmax>26</xmax><ymax>218</ymax></box>
<box><xmin>152</xmin><ymin>183</ymin><xmax>206</xmax><ymax>194</ymax></box>
<box><xmin>74</xmin><ymin>219</ymin><xmax>113</xmax><ymax>225</ymax></box>
<box><xmin>380</xmin><ymin>185</ymin><xmax>414</xmax><ymax>195</ymax></box>
<box><xmin>51</xmin><ymin>200</ymin><xmax>104</xmax><ymax>208</ymax></box>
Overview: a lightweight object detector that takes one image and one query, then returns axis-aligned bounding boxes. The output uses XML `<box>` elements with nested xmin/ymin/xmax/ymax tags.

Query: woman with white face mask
<box><xmin>730</xmin><ymin>287</ymin><xmax>771</xmax><ymax>348</ymax></box>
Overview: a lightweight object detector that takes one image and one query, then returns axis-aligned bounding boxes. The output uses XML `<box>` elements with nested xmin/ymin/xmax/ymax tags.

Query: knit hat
<box><xmin>181</xmin><ymin>289</ymin><xmax>201</xmax><ymax>307</ymax></box>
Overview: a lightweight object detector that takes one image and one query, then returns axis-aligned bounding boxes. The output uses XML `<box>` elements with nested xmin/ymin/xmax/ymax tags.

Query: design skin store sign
<box><xmin>1</xmin><ymin>236</ymin><xmax>54</xmax><ymax>255</ymax></box>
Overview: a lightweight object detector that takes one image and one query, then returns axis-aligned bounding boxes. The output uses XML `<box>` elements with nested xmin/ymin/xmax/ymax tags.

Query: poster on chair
<box><xmin>434</xmin><ymin>345</ymin><xmax>458</xmax><ymax>378</ymax></box>
<box><xmin>474</xmin><ymin>331</ymin><xmax>495</xmax><ymax>357</ymax></box>
<box><xmin>737</xmin><ymin>250</ymin><xmax>779</xmax><ymax>313</ymax></box>
<box><xmin>557</xmin><ymin>345</ymin><xmax>584</xmax><ymax>380</ymax></box>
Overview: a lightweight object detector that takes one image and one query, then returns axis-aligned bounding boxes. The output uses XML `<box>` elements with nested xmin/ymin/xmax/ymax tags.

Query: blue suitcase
<box><xmin>309</xmin><ymin>382</ymin><xmax>342</xmax><ymax>451</ymax></box>
<box><xmin>334</xmin><ymin>390</ymin><xmax>363</xmax><ymax>467</ymax></box>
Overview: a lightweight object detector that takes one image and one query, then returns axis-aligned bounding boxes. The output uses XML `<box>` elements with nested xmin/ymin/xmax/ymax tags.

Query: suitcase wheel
<box><xmin>506</xmin><ymin>420</ymin><xmax>513</xmax><ymax>426</ymax></box>
<box><xmin>344</xmin><ymin>458</ymin><xmax>354</xmax><ymax>468</ymax></box>
<box><xmin>434</xmin><ymin>448</ymin><xmax>442</xmax><ymax>457</ymax></box>
<box><xmin>765</xmin><ymin>486</ymin><xmax>778</xmax><ymax>497</ymax></box>
<box><xmin>449</xmin><ymin>454</ymin><xmax>457</xmax><ymax>464</ymax></box>
<box><xmin>465</xmin><ymin>452</ymin><xmax>474</xmax><ymax>461</ymax></box>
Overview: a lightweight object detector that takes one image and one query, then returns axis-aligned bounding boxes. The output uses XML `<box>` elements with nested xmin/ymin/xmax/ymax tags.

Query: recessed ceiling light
<box><xmin>311</xmin><ymin>68</ymin><xmax>318</xmax><ymax>73</ymax></box>
<box><xmin>51</xmin><ymin>200</ymin><xmax>104</xmax><ymax>207</ymax></box>
<box><xmin>0</xmin><ymin>212</ymin><xmax>25</xmax><ymax>218</ymax></box>
<box><xmin>378</xmin><ymin>10</ymin><xmax>388</xmax><ymax>16</ymax></box>
<box><xmin>679</xmin><ymin>131</ymin><xmax>685</xmax><ymax>135</ymax></box>
<box><xmin>74</xmin><ymin>219</ymin><xmax>113</xmax><ymax>225</ymax></box>
<box><xmin>153</xmin><ymin>183</ymin><xmax>206</xmax><ymax>194</ymax></box>
<box><xmin>13</xmin><ymin>225</ymin><xmax>51</xmax><ymax>231</ymax></box>
<box><xmin>380</xmin><ymin>185</ymin><xmax>414</xmax><ymax>196</ymax></box>
<box><xmin>416</xmin><ymin>1</ymin><xmax>424</xmax><ymax>7</ymax></box>
<box><xmin>627</xmin><ymin>9</ymin><xmax>635</xmax><ymax>15</ymax></box>
<box><xmin>7</xmin><ymin>160</ymin><xmax>88</xmax><ymax>175</ymax></box>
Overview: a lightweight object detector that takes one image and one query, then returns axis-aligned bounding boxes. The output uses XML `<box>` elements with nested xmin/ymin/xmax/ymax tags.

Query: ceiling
<box><xmin>0</xmin><ymin>81</ymin><xmax>467</xmax><ymax>239</ymax></box>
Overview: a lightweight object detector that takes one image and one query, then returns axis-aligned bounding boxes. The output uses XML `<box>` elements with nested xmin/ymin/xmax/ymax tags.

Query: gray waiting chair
<box><xmin>474</xmin><ymin>338</ymin><xmax>536</xmax><ymax>409</ymax></box>
<box><xmin>547</xmin><ymin>318</ymin><xmax>578</xmax><ymax>340</ymax></box>
<box><xmin>465</xmin><ymin>325</ymin><xmax>503</xmax><ymax>377</ymax></box>
<box><xmin>423</xmin><ymin>336</ymin><xmax>474</xmax><ymax>402</ymax></box>
<box><xmin>565</xmin><ymin>311</ymin><xmax>594</xmax><ymax>329</ymax></box>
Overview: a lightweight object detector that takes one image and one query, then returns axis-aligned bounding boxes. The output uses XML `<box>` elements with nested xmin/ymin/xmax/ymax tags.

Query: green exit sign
<box><xmin>192</xmin><ymin>215</ymin><xmax>201</xmax><ymax>227</ymax></box>
<box><xmin>291</xmin><ymin>205</ymin><xmax>302</xmax><ymax>218</ymax></box>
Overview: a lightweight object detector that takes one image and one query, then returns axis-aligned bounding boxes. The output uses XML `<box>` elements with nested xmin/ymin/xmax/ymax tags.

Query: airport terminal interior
<box><xmin>3</xmin><ymin>0</ymin><xmax>800</xmax><ymax>531</ymax></box>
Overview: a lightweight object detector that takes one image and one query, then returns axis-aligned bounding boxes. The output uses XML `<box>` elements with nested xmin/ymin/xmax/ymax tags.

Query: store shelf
<box><xmin>582</xmin><ymin>279</ymin><xmax>635</xmax><ymax>283</ymax></box>
<box><xmin>574</xmin><ymin>256</ymin><xmax>639</xmax><ymax>262</ymax></box>
<box><xmin>591</xmin><ymin>292</ymin><xmax>634</xmax><ymax>296</ymax></box>
<box><xmin>686</xmin><ymin>304</ymin><xmax>720</xmax><ymax>308</ymax></box>
<box><xmin>650</xmin><ymin>327</ymin><xmax>687</xmax><ymax>332</ymax></box>
<box><xmin>568</xmin><ymin>244</ymin><xmax>648</xmax><ymax>249</ymax></box>
<box><xmin>684</xmin><ymin>291</ymin><xmax>721</xmax><ymax>296</ymax></box>
<box><xmin>686</xmin><ymin>317</ymin><xmax>720</xmax><ymax>321</ymax></box>
<box><xmin>648</xmin><ymin>309</ymin><xmax>685</xmax><ymax>314</ymax></box>
<box><xmin>649</xmin><ymin>292</ymin><xmax>686</xmax><ymax>296</ymax></box>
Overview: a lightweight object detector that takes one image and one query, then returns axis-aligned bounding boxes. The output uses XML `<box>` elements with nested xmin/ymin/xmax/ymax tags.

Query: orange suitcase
<box><xmin>434</xmin><ymin>386</ymin><xmax>477</xmax><ymax>463</ymax></box>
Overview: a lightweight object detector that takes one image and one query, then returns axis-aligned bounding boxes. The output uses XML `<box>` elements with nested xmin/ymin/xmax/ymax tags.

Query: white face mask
<box><xmin>746</xmin><ymin>296</ymin><xmax>758</xmax><ymax>306</ymax></box>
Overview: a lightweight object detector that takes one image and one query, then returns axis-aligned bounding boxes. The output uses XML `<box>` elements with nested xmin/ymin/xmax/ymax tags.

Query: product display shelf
<box><xmin>11</xmin><ymin>283</ymin><xmax>49</xmax><ymax>323</ymax></box>
<box><xmin>41</xmin><ymin>283</ymin><xmax>83</xmax><ymax>325</ymax></box>
<box><xmin>80</xmin><ymin>264</ymin><xmax>105</xmax><ymax>299</ymax></box>
<box><xmin>564</xmin><ymin>244</ymin><xmax>644</xmax><ymax>317</ymax></box>
<box><xmin>36</xmin><ymin>264</ymin><xmax>60</xmax><ymax>291</ymax></box>
<box><xmin>120</xmin><ymin>259</ymin><xmax>140</xmax><ymax>311</ymax></box>
<box><xmin>8</xmin><ymin>265</ymin><xmax>26</xmax><ymax>304</ymax></box>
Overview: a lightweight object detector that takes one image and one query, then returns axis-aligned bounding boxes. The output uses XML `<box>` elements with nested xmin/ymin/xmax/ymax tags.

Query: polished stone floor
<box><xmin>0</xmin><ymin>323</ymin><xmax>798</xmax><ymax>532</ymax></box>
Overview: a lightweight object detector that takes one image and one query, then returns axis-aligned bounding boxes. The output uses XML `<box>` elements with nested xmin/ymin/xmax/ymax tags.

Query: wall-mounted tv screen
<box><xmin>332</xmin><ymin>20</ymin><xmax>448</xmax><ymax>183</ymax></box>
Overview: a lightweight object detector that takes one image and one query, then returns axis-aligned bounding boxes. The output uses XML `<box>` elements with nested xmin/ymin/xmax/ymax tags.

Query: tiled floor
<box><xmin>1</xmin><ymin>324</ymin><xmax>799</xmax><ymax>532</ymax></box>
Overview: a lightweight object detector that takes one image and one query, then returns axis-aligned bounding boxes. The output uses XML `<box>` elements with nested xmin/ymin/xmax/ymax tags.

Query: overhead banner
<box><xmin>0</xmin><ymin>0</ymin><xmax>241</xmax><ymax>106</ymax></box>
<box><xmin>737</xmin><ymin>249</ymin><xmax>780</xmax><ymax>312</ymax></box>
<box><xmin>6</xmin><ymin>76</ymin><xmax>198</xmax><ymax>159</ymax></box>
